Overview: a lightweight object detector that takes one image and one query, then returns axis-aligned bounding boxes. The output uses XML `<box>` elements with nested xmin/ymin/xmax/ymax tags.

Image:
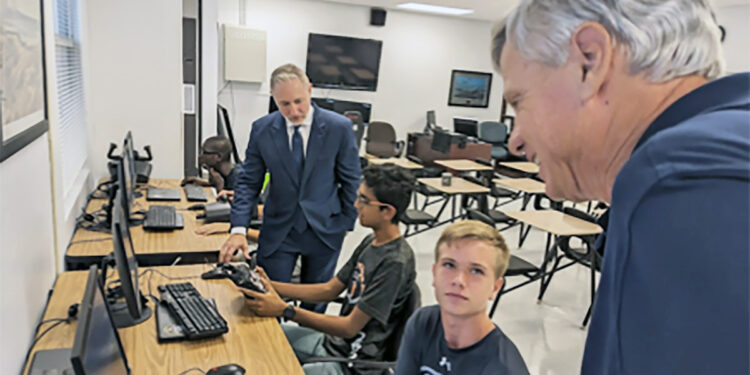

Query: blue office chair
<box><xmin>478</xmin><ymin>121</ymin><xmax>510</xmax><ymax>160</ymax></box>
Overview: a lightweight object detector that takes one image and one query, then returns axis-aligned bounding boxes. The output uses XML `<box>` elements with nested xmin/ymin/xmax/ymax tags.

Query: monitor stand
<box><xmin>106</xmin><ymin>289</ymin><xmax>152</xmax><ymax>328</ymax></box>
<box><xmin>28</xmin><ymin>348</ymin><xmax>73</xmax><ymax>375</ymax></box>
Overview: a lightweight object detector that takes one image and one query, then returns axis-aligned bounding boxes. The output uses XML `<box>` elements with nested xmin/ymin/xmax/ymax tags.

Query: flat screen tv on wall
<box><xmin>305</xmin><ymin>33</ymin><xmax>383</xmax><ymax>91</ymax></box>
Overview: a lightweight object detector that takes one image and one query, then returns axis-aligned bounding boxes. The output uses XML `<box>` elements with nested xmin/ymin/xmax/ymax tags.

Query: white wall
<box><xmin>0</xmin><ymin>135</ymin><xmax>57</xmax><ymax>374</ymax></box>
<box><xmin>216</xmin><ymin>0</ymin><xmax>503</xmax><ymax>151</ymax></box>
<box><xmin>715</xmin><ymin>3</ymin><xmax>750</xmax><ymax>74</ymax></box>
<box><xmin>84</xmin><ymin>0</ymin><xmax>184</xmax><ymax>180</ymax></box>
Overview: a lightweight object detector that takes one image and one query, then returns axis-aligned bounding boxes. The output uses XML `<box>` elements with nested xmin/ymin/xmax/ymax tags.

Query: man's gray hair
<box><xmin>492</xmin><ymin>0</ymin><xmax>724</xmax><ymax>82</ymax></box>
<box><xmin>270</xmin><ymin>63</ymin><xmax>310</xmax><ymax>91</ymax></box>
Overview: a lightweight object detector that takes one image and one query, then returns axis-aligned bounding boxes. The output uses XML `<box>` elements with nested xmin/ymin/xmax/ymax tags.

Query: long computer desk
<box><xmin>23</xmin><ymin>264</ymin><xmax>304</xmax><ymax>375</ymax></box>
<box><xmin>65</xmin><ymin>179</ymin><xmax>229</xmax><ymax>270</ymax></box>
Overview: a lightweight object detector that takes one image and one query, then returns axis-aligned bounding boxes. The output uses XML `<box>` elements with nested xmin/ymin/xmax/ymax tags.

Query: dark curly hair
<box><xmin>362</xmin><ymin>164</ymin><xmax>415</xmax><ymax>223</ymax></box>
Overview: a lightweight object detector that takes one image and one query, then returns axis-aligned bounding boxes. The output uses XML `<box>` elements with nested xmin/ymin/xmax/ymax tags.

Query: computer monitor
<box><xmin>109</xmin><ymin>192</ymin><xmax>151</xmax><ymax>327</ymax></box>
<box><xmin>453</xmin><ymin>117</ymin><xmax>478</xmax><ymax>137</ymax></box>
<box><xmin>121</xmin><ymin>135</ymin><xmax>136</xmax><ymax>206</ymax></box>
<box><xmin>217</xmin><ymin>105</ymin><xmax>241</xmax><ymax>163</ymax></box>
<box><xmin>431</xmin><ymin>130</ymin><xmax>452</xmax><ymax>154</ymax></box>
<box><xmin>71</xmin><ymin>265</ymin><xmax>130</xmax><ymax>375</ymax></box>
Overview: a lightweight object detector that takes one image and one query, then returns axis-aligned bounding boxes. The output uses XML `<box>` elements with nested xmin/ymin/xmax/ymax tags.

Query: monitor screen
<box><xmin>120</xmin><ymin>136</ymin><xmax>136</xmax><ymax>210</ymax></box>
<box><xmin>111</xmin><ymin>193</ymin><xmax>142</xmax><ymax>321</ymax></box>
<box><xmin>431</xmin><ymin>130</ymin><xmax>452</xmax><ymax>154</ymax></box>
<box><xmin>217</xmin><ymin>105</ymin><xmax>241</xmax><ymax>163</ymax></box>
<box><xmin>71</xmin><ymin>265</ymin><xmax>130</xmax><ymax>375</ymax></box>
<box><xmin>453</xmin><ymin>117</ymin><xmax>478</xmax><ymax>138</ymax></box>
<box><xmin>306</xmin><ymin>33</ymin><xmax>382</xmax><ymax>91</ymax></box>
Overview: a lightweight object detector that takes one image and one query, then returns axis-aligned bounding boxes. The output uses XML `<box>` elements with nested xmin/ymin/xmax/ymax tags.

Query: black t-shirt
<box><xmin>394</xmin><ymin>305</ymin><xmax>529</xmax><ymax>375</ymax></box>
<box><xmin>223</xmin><ymin>164</ymin><xmax>243</xmax><ymax>191</ymax></box>
<box><xmin>323</xmin><ymin>234</ymin><xmax>416</xmax><ymax>373</ymax></box>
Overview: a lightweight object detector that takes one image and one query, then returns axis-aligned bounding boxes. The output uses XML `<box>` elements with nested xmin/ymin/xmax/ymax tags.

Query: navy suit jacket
<box><xmin>230</xmin><ymin>104</ymin><xmax>361</xmax><ymax>255</ymax></box>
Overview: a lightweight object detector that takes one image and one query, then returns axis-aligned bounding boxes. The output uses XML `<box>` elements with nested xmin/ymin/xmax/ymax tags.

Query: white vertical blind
<box><xmin>53</xmin><ymin>0</ymin><xmax>88</xmax><ymax>198</ymax></box>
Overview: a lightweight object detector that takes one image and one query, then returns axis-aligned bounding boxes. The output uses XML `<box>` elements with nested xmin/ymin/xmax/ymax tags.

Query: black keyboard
<box><xmin>158</xmin><ymin>282</ymin><xmax>228</xmax><ymax>340</ymax></box>
<box><xmin>144</xmin><ymin>205</ymin><xmax>179</xmax><ymax>229</ymax></box>
<box><xmin>184</xmin><ymin>185</ymin><xmax>208</xmax><ymax>202</ymax></box>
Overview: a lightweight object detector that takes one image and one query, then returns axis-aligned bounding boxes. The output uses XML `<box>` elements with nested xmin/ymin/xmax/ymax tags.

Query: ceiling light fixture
<box><xmin>396</xmin><ymin>2</ymin><xmax>474</xmax><ymax>16</ymax></box>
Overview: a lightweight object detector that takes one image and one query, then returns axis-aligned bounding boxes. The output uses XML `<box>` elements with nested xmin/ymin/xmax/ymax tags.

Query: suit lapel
<box><xmin>301</xmin><ymin>109</ymin><xmax>327</xmax><ymax>188</ymax></box>
<box><xmin>270</xmin><ymin>117</ymin><xmax>300</xmax><ymax>188</ymax></box>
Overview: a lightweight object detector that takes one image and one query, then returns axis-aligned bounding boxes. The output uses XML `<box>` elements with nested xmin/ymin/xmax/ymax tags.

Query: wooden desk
<box><xmin>407</xmin><ymin>133</ymin><xmax>492</xmax><ymax>165</ymax></box>
<box><xmin>435</xmin><ymin>159</ymin><xmax>493</xmax><ymax>172</ymax></box>
<box><xmin>505</xmin><ymin>210</ymin><xmax>602</xmax><ymax>236</ymax></box>
<box><xmin>368</xmin><ymin>157</ymin><xmax>423</xmax><ymax>170</ymax></box>
<box><xmin>418</xmin><ymin>177</ymin><xmax>490</xmax><ymax>195</ymax></box>
<box><xmin>499</xmin><ymin>162</ymin><xmax>539</xmax><ymax>174</ymax></box>
<box><xmin>493</xmin><ymin>178</ymin><xmax>546</xmax><ymax>194</ymax></box>
<box><xmin>66</xmin><ymin>179</ymin><xmax>227</xmax><ymax>269</ymax></box>
<box><xmin>24</xmin><ymin>264</ymin><xmax>303</xmax><ymax>375</ymax></box>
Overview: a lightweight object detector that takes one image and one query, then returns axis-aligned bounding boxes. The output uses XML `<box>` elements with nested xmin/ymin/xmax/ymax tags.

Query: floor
<box><xmin>335</xmin><ymin>195</ymin><xmax>598</xmax><ymax>375</ymax></box>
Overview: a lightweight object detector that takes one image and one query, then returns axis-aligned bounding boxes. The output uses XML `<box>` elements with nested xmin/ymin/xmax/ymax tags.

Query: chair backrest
<box><xmin>366</xmin><ymin>121</ymin><xmax>399</xmax><ymax>157</ymax></box>
<box><xmin>344</xmin><ymin>110</ymin><xmax>365</xmax><ymax>149</ymax></box>
<box><xmin>478</xmin><ymin>121</ymin><xmax>508</xmax><ymax>144</ymax></box>
<box><xmin>466</xmin><ymin>208</ymin><xmax>495</xmax><ymax>227</ymax></box>
<box><xmin>384</xmin><ymin>282</ymin><xmax>421</xmax><ymax>360</ymax></box>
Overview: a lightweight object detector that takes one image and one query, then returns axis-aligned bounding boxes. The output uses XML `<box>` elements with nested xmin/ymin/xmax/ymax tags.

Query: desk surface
<box><xmin>418</xmin><ymin>177</ymin><xmax>490</xmax><ymax>194</ymax></box>
<box><xmin>24</xmin><ymin>264</ymin><xmax>303</xmax><ymax>375</ymax></box>
<box><xmin>499</xmin><ymin>162</ymin><xmax>540</xmax><ymax>174</ymax></box>
<box><xmin>435</xmin><ymin>159</ymin><xmax>493</xmax><ymax>171</ymax></box>
<box><xmin>493</xmin><ymin>178</ymin><xmax>546</xmax><ymax>194</ymax></box>
<box><xmin>367</xmin><ymin>157</ymin><xmax>423</xmax><ymax>170</ymax></box>
<box><xmin>505</xmin><ymin>210</ymin><xmax>602</xmax><ymax>236</ymax></box>
<box><xmin>67</xmin><ymin>179</ymin><xmax>227</xmax><ymax>260</ymax></box>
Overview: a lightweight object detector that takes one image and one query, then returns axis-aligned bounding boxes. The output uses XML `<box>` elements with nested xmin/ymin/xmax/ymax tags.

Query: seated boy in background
<box><xmin>394</xmin><ymin>220</ymin><xmax>529</xmax><ymax>375</ymax></box>
<box><xmin>181</xmin><ymin>135</ymin><xmax>242</xmax><ymax>192</ymax></box>
<box><xmin>241</xmin><ymin>164</ymin><xmax>417</xmax><ymax>375</ymax></box>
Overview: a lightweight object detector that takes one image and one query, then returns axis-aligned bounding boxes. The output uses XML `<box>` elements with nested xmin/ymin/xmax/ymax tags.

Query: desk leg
<box><xmin>537</xmin><ymin>233</ymin><xmax>558</xmax><ymax>301</ymax></box>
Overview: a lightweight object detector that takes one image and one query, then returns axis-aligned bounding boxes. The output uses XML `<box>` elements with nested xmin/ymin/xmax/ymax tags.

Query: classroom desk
<box><xmin>367</xmin><ymin>157</ymin><xmax>423</xmax><ymax>170</ymax></box>
<box><xmin>415</xmin><ymin>177</ymin><xmax>490</xmax><ymax>230</ymax></box>
<box><xmin>66</xmin><ymin>179</ymin><xmax>228</xmax><ymax>269</ymax></box>
<box><xmin>434</xmin><ymin>159</ymin><xmax>493</xmax><ymax>172</ymax></box>
<box><xmin>23</xmin><ymin>264</ymin><xmax>303</xmax><ymax>375</ymax></box>
<box><xmin>499</xmin><ymin>161</ymin><xmax>540</xmax><ymax>175</ymax></box>
<box><xmin>493</xmin><ymin>178</ymin><xmax>546</xmax><ymax>194</ymax></box>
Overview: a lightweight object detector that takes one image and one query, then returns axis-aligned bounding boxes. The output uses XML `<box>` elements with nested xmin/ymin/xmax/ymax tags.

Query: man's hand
<box><xmin>219</xmin><ymin>233</ymin><xmax>248</xmax><ymax>263</ymax></box>
<box><xmin>216</xmin><ymin>190</ymin><xmax>234</xmax><ymax>202</ymax></box>
<box><xmin>241</xmin><ymin>267</ymin><xmax>287</xmax><ymax>317</ymax></box>
<box><xmin>195</xmin><ymin>222</ymin><xmax>230</xmax><ymax>236</ymax></box>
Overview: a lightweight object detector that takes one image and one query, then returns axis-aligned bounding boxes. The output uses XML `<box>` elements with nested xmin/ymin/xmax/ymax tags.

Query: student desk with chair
<box><xmin>66</xmin><ymin>179</ymin><xmax>229</xmax><ymax>270</ymax></box>
<box><xmin>23</xmin><ymin>264</ymin><xmax>304</xmax><ymax>375</ymax></box>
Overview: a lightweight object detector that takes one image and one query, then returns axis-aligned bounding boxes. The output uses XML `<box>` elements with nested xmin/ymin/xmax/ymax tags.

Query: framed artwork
<box><xmin>448</xmin><ymin>70</ymin><xmax>492</xmax><ymax>108</ymax></box>
<box><xmin>0</xmin><ymin>0</ymin><xmax>48</xmax><ymax>162</ymax></box>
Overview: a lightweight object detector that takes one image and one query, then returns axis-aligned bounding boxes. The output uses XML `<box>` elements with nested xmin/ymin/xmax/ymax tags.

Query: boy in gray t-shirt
<box><xmin>241</xmin><ymin>164</ymin><xmax>416</xmax><ymax>375</ymax></box>
<box><xmin>394</xmin><ymin>221</ymin><xmax>529</xmax><ymax>375</ymax></box>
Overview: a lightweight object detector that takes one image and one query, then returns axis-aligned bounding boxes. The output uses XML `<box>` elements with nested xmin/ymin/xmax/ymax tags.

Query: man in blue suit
<box><xmin>220</xmin><ymin>63</ymin><xmax>361</xmax><ymax>313</ymax></box>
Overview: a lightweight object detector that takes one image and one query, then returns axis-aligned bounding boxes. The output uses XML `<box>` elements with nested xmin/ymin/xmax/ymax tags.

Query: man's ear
<box><xmin>431</xmin><ymin>263</ymin><xmax>437</xmax><ymax>288</ymax></box>
<box><xmin>569</xmin><ymin>22</ymin><xmax>613</xmax><ymax>101</ymax></box>
<box><xmin>380</xmin><ymin>204</ymin><xmax>396</xmax><ymax>222</ymax></box>
<box><xmin>490</xmin><ymin>276</ymin><xmax>504</xmax><ymax>301</ymax></box>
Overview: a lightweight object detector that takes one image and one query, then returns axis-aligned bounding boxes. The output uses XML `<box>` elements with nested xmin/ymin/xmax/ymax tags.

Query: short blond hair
<box><xmin>434</xmin><ymin>220</ymin><xmax>510</xmax><ymax>279</ymax></box>
<box><xmin>270</xmin><ymin>63</ymin><xmax>310</xmax><ymax>91</ymax></box>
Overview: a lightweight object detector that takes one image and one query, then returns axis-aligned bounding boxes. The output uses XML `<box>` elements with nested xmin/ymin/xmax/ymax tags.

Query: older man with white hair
<box><xmin>492</xmin><ymin>0</ymin><xmax>749</xmax><ymax>374</ymax></box>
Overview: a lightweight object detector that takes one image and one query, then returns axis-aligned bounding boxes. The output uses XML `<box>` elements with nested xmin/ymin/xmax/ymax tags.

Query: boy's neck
<box><xmin>440</xmin><ymin>308</ymin><xmax>496</xmax><ymax>349</ymax></box>
<box><xmin>216</xmin><ymin>161</ymin><xmax>234</xmax><ymax>176</ymax></box>
<box><xmin>371</xmin><ymin>223</ymin><xmax>401</xmax><ymax>246</ymax></box>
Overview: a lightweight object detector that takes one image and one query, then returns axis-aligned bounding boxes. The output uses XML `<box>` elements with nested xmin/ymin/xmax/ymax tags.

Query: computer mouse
<box><xmin>187</xmin><ymin>204</ymin><xmax>205</xmax><ymax>211</ymax></box>
<box><xmin>205</xmin><ymin>364</ymin><xmax>245</xmax><ymax>375</ymax></box>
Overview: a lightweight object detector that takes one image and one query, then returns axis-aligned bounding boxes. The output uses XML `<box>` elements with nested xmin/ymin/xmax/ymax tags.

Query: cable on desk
<box><xmin>177</xmin><ymin>367</ymin><xmax>206</xmax><ymax>375</ymax></box>
<box><xmin>22</xmin><ymin>312</ymin><xmax>77</xmax><ymax>372</ymax></box>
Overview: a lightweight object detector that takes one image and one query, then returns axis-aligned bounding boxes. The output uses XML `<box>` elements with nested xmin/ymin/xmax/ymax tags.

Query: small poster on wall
<box><xmin>0</xmin><ymin>0</ymin><xmax>48</xmax><ymax>162</ymax></box>
<box><xmin>448</xmin><ymin>70</ymin><xmax>492</xmax><ymax>108</ymax></box>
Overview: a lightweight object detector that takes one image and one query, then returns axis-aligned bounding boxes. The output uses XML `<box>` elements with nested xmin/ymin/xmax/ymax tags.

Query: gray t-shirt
<box><xmin>394</xmin><ymin>305</ymin><xmax>529</xmax><ymax>375</ymax></box>
<box><xmin>323</xmin><ymin>234</ymin><xmax>416</xmax><ymax>373</ymax></box>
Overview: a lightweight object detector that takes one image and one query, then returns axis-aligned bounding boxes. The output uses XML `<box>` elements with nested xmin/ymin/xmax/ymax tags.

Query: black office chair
<box><xmin>478</xmin><ymin>121</ymin><xmax>510</xmax><ymax>161</ymax></box>
<box><xmin>302</xmin><ymin>283</ymin><xmax>422</xmax><ymax>373</ymax></box>
<box><xmin>406</xmin><ymin>155</ymin><xmax>447</xmax><ymax>211</ymax></box>
<box><xmin>344</xmin><ymin>110</ymin><xmax>366</xmax><ymax>150</ymax></box>
<box><xmin>465</xmin><ymin>208</ymin><xmax>544</xmax><ymax>318</ymax></box>
<box><xmin>364</xmin><ymin>121</ymin><xmax>404</xmax><ymax>158</ymax></box>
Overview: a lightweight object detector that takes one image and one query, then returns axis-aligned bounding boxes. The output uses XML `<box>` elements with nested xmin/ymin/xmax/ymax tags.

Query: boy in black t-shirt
<box><xmin>241</xmin><ymin>164</ymin><xmax>416</xmax><ymax>375</ymax></box>
<box><xmin>181</xmin><ymin>136</ymin><xmax>241</xmax><ymax>191</ymax></box>
<box><xmin>394</xmin><ymin>220</ymin><xmax>529</xmax><ymax>375</ymax></box>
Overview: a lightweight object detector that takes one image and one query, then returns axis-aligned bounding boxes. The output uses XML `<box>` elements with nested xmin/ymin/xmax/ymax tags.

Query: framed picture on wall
<box><xmin>0</xmin><ymin>0</ymin><xmax>49</xmax><ymax>162</ymax></box>
<box><xmin>448</xmin><ymin>70</ymin><xmax>492</xmax><ymax>108</ymax></box>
